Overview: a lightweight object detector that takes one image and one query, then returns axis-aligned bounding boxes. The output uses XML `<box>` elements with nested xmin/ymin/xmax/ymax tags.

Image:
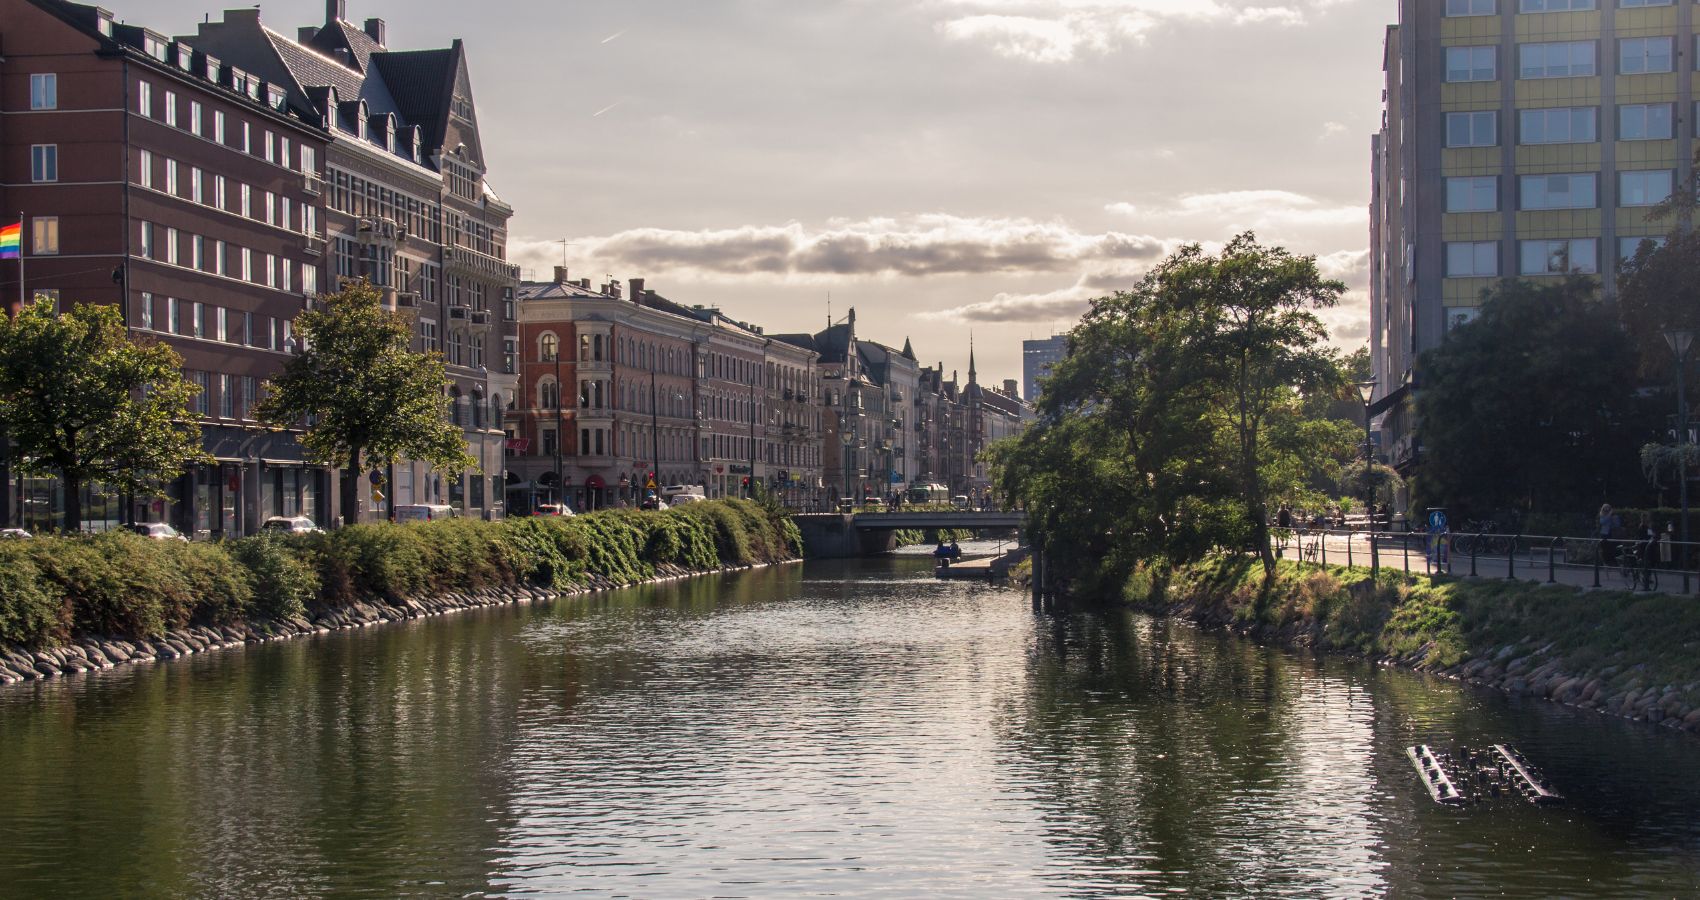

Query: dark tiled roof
<box><xmin>371</xmin><ymin>48</ymin><xmax>457</xmax><ymax>154</ymax></box>
<box><xmin>518</xmin><ymin>280</ymin><xmax>615</xmax><ymax>301</ymax></box>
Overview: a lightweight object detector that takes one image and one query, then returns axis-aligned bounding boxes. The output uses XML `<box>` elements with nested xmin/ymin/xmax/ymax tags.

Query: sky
<box><xmin>130</xmin><ymin>0</ymin><xmax>1391</xmax><ymax>390</ymax></box>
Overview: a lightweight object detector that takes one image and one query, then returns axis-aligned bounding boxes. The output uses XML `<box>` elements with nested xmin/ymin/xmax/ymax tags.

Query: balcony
<box><xmin>358</xmin><ymin>216</ymin><xmax>404</xmax><ymax>246</ymax></box>
<box><xmin>447</xmin><ymin>306</ymin><xmax>469</xmax><ymax>321</ymax></box>
<box><xmin>470</xmin><ymin>310</ymin><xmax>491</xmax><ymax>326</ymax></box>
<box><xmin>303</xmin><ymin>233</ymin><xmax>324</xmax><ymax>257</ymax></box>
<box><xmin>303</xmin><ymin>172</ymin><xmax>323</xmax><ymax>196</ymax></box>
<box><xmin>443</xmin><ymin>245</ymin><xmax>521</xmax><ymax>283</ymax></box>
<box><xmin>395</xmin><ymin>292</ymin><xmax>419</xmax><ymax>309</ymax></box>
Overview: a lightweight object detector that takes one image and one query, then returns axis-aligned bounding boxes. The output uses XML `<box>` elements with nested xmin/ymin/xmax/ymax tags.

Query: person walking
<box><xmin>1599</xmin><ymin>503</ymin><xmax>1622</xmax><ymax>564</ymax></box>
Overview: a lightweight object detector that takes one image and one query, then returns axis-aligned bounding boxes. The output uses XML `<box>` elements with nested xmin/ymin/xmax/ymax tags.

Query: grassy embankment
<box><xmin>0</xmin><ymin>499</ymin><xmax>800</xmax><ymax>650</ymax></box>
<box><xmin>1122</xmin><ymin>557</ymin><xmax>1700</xmax><ymax>730</ymax></box>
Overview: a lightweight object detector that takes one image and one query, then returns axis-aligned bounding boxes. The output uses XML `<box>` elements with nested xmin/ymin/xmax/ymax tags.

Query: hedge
<box><xmin>0</xmin><ymin>499</ymin><xmax>801</xmax><ymax>649</ymax></box>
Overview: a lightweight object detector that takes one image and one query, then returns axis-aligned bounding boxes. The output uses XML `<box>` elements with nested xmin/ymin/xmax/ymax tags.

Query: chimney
<box><xmin>578</xmin><ymin>278</ymin><xmax>590</xmax><ymax>290</ymax></box>
<box><xmin>298</xmin><ymin>26</ymin><xmax>320</xmax><ymax>43</ymax></box>
<box><xmin>607</xmin><ymin>281</ymin><xmax>621</xmax><ymax>299</ymax></box>
<box><xmin>629</xmin><ymin>278</ymin><xmax>645</xmax><ymax>303</ymax></box>
<box><xmin>363</xmin><ymin>17</ymin><xmax>386</xmax><ymax>46</ymax></box>
<box><xmin>327</xmin><ymin>0</ymin><xmax>346</xmax><ymax>23</ymax></box>
<box><xmin>1004</xmin><ymin>379</ymin><xmax>1018</xmax><ymax>396</ymax></box>
<box><xmin>553</xmin><ymin>265</ymin><xmax>570</xmax><ymax>284</ymax></box>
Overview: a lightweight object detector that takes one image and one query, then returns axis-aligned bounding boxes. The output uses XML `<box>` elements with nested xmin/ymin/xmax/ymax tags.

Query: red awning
<box><xmin>585</xmin><ymin>475</ymin><xmax>606</xmax><ymax>489</ymax></box>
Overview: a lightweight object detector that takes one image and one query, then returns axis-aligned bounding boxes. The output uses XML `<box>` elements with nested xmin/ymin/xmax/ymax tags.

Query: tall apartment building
<box><xmin>1021</xmin><ymin>335</ymin><xmax>1067</xmax><ymax>403</ymax></box>
<box><xmin>1371</xmin><ymin>0</ymin><xmax>1691</xmax><ymax>470</ymax></box>
<box><xmin>187</xmin><ymin>0</ymin><xmax>517</xmax><ymax>520</ymax></box>
<box><xmin>1</xmin><ymin>0</ymin><xmax>333</xmax><ymax>535</ymax></box>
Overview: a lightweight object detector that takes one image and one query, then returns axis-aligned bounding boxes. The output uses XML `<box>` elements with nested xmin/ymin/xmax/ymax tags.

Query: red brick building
<box><xmin>1</xmin><ymin>0</ymin><xmax>331</xmax><ymax>535</ymax></box>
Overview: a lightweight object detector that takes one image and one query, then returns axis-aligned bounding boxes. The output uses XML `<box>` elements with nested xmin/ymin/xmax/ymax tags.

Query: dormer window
<box><xmin>268</xmin><ymin>86</ymin><xmax>287</xmax><ymax>112</ymax></box>
<box><xmin>142</xmin><ymin>36</ymin><xmax>168</xmax><ymax>62</ymax></box>
<box><xmin>176</xmin><ymin>47</ymin><xmax>192</xmax><ymax>71</ymax></box>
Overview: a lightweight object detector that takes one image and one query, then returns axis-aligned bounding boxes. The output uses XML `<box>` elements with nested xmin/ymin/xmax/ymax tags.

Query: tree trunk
<box><xmin>341</xmin><ymin>447</ymin><xmax>362</xmax><ymax>528</ymax></box>
<box><xmin>64</xmin><ymin>473</ymin><xmax>83</xmax><ymax>535</ymax></box>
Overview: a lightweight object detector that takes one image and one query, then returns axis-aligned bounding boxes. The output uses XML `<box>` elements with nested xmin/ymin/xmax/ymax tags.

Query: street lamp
<box><xmin>1356</xmin><ymin>379</ymin><xmax>1378</xmax><ymax>526</ymax></box>
<box><xmin>840</xmin><ymin>429</ymin><xmax>855</xmax><ymax>510</ymax></box>
<box><xmin>1664</xmin><ymin>328</ymin><xmax>1693</xmax><ymax>591</ymax></box>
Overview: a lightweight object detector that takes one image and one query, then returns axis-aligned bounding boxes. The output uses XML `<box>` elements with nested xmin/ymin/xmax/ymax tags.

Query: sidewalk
<box><xmin>1275</xmin><ymin>531</ymin><xmax>1698</xmax><ymax>597</ymax></box>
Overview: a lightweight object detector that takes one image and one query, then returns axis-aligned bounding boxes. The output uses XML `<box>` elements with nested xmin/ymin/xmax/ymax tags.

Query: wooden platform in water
<box><xmin>934</xmin><ymin>556</ymin><xmax>1000</xmax><ymax>580</ymax></box>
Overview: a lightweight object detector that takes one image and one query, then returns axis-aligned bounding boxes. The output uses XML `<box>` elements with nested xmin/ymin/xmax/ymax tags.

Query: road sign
<box><xmin>646</xmin><ymin>478</ymin><xmax>657</xmax><ymax>489</ymax></box>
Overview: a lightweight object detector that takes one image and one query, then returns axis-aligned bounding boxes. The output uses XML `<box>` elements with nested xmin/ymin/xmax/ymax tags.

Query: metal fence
<box><xmin>1273</xmin><ymin>528</ymin><xmax>1700</xmax><ymax>595</ymax></box>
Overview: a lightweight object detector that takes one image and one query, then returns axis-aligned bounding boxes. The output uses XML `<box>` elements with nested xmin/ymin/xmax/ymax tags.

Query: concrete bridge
<box><xmin>794</xmin><ymin>511</ymin><xmax>1027</xmax><ymax>558</ymax></box>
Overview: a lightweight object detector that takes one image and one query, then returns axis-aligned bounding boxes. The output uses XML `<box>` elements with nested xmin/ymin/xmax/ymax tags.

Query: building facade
<box><xmin>1021</xmin><ymin>334</ymin><xmax>1067</xmax><ymax>403</ymax></box>
<box><xmin>188</xmin><ymin>0</ymin><xmax>517</xmax><ymax>520</ymax></box>
<box><xmin>1370</xmin><ymin>0</ymin><xmax>1690</xmax><ymax>471</ymax></box>
<box><xmin>2</xmin><ymin>0</ymin><xmax>333</xmax><ymax>536</ymax></box>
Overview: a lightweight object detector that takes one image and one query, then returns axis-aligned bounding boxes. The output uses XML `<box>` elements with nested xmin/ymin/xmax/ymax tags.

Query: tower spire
<box><xmin>968</xmin><ymin>333</ymin><xmax>977</xmax><ymax>384</ymax></box>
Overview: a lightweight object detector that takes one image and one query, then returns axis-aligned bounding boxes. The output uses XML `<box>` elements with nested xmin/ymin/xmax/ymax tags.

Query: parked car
<box><xmin>395</xmin><ymin>504</ymin><xmax>458</xmax><ymax>522</ymax></box>
<box><xmin>129</xmin><ymin>522</ymin><xmax>188</xmax><ymax>542</ymax></box>
<box><xmin>0</xmin><ymin>528</ymin><xmax>32</xmax><ymax>539</ymax></box>
<box><xmin>951</xmin><ymin>495</ymin><xmax>971</xmax><ymax>509</ymax></box>
<box><xmin>532</xmin><ymin>503</ymin><xmax>575</xmax><ymax>517</ymax></box>
<box><xmin>667</xmin><ymin>492</ymin><xmax>706</xmax><ymax>505</ymax></box>
<box><xmin>261</xmin><ymin>516</ymin><xmax>322</xmax><ymax>534</ymax></box>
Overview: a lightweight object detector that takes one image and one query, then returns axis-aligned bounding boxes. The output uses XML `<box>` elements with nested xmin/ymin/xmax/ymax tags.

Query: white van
<box><xmin>395</xmin><ymin>504</ymin><xmax>457</xmax><ymax>523</ymax></box>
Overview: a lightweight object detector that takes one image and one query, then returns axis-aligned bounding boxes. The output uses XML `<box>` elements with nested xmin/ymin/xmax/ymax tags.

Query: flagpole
<box><xmin>16</xmin><ymin>212</ymin><xmax>23</xmax><ymax>310</ymax></box>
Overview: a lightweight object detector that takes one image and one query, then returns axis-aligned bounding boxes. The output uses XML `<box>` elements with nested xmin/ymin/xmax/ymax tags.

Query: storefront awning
<box><xmin>1368</xmin><ymin>383</ymin><xmax>1410</xmax><ymax>419</ymax></box>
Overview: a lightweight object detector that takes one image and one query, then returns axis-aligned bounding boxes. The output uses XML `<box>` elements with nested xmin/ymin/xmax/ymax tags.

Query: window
<box><xmin>192</xmin><ymin>235</ymin><xmax>204</xmax><ymax>270</ymax></box>
<box><xmin>263</xmin><ymin>130</ymin><xmax>274</xmax><ymax>163</ymax></box>
<box><xmin>1446</xmin><ymin>112</ymin><xmax>1497</xmax><ymax>147</ymax></box>
<box><xmin>1520</xmin><ymin>238</ymin><xmax>1598</xmax><ymax>274</ymax></box>
<box><xmin>190</xmin><ymin>168</ymin><xmax>203</xmax><ymax>204</ymax></box>
<box><xmin>140</xmin><ymin>292</ymin><xmax>154</xmax><ymax>330</ymax></box>
<box><xmin>1623</xmin><ymin>103</ymin><xmax>1675</xmax><ymax>139</ymax></box>
<box><xmin>191</xmin><ymin>372</ymin><xmax>209</xmax><ymax>416</ymax></box>
<box><xmin>1447</xmin><ymin>0</ymin><xmax>1495</xmax><ymax>12</ymax></box>
<box><xmin>1619</xmin><ymin>36</ymin><xmax>1673</xmax><ymax>75</ymax></box>
<box><xmin>139</xmin><ymin>149</ymin><xmax>153</xmax><ymax>188</ymax></box>
<box><xmin>1446</xmin><ymin>242</ymin><xmax>1499</xmax><ymax>277</ymax></box>
<box><xmin>240</xmin><ymin>184</ymin><xmax>251</xmax><ymax>218</ymax></box>
<box><xmin>1619</xmin><ymin>170</ymin><xmax>1673</xmax><ymax>206</ymax></box>
<box><xmin>1520</xmin><ymin>173</ymin><xmax>1596</xmax><ymax>209</ymax></box>
<box><xmin>164</xmin><ymin>90</ymin><xmax>177</xmax><ymax>126</ymax></box>
<box><xmin>140</xmin><ymin>221</ymin><xmax>154</xmax><ymax>258</ymax></box>
<box><xmin>541</xmin><ymin>332</ymin><xmax>560</xmax><ymax>361</ymax></box>
<box><xmin>214</xmin><ymin>175</ymin><xmax>226</xmax><ymax>210</ymax></box>
<box><xmin>1618</xmin><ymin>0</ymin><xmax>1671</xmax><ymax>7</ymax></box>
<box><xmin>1621</xmin><ymin>235</ymin><xmax>1666</xmax><ymax>260</ymax></box>
<box><xmin>137</xmin><ymin>80</ymin><xmax>152</xmax><ymax>117</ymax></box>
<box><xmin>168</xmin><ymin>297</ymin><xmax>181</xmax><ymax>334</ymax></box>
<box><xmin>421</xmin><ymin>319</ymin><xmax>438</xmax><ymax>353</ymax></box>
<box><xmin>1446</xmin><ymin>176</ymin><xmax>1499</xmax><ymax>212</ymax></box>
<box><xmin>303</xmin><ymin>264</ymin><xmax>318</xmax><ymax>296</ymax></box>
<box><xmin>1519</xmin><ymin>0</ymin><xmax>1596</xmax><ymax>9</ymax></box>
<box><xmin>1447</xmin><ymin>46</ymin><xmax>1497</xmax><ymax>82</ymax></box>
<box><xmin>165</xmin><ymin>227</ymin><xmax>178</xmax><ymax>265</ymax></box>
<box><xmin>29</xmin><ymin>145</ymin><xmax>57</xmax><ymax>183</ymax></box>
<box><xmin>214</xmin><ymin>110</ymin><xmax>226</xmax><ymax>144</ymax></box>
<box><xmin>31</xmin><ymin>217</ymin><xmax>58</xmax><ymax>255</ymax></box>
<box><xmin>241</xmin><ymin>247</ymin><xmax>252</xmax><ymax>282</ymax></box>
<box><xmin>216</xmin><ymin>306</ymin><xmax>228</xmax><ymax>343</ymax></box>
<box><xmin>30</xmin><ymin>74</ymin><xmax>57</xmax><ymax>110</ymax></box>
<box><xmin>219</xmin><ymin>374</ymin><xmax>235</xmax><ymax>419</ymax></box>
<box><xmin>1519</xmin><ymin>107</ymin><xmax>1595</xmax><ymax>144</ymax></box>
<box><xmin>190</xmin><ymin>102</ymin><xmax>202</xmax><ymax>135</ymax></box>
<box><xmin>1520</xmin><ymin>41</ymin><xmax>1596</xmax><ymax>79</ymax></box>
<box><xmin>166</xmin><ymin>159</ymin><xmax>178</xmax><ymax>196</ymax></box>
<box><xmin>192</xmin><ymin>301</ymin><xmax>205</xmax><ymax>338</ymax></box>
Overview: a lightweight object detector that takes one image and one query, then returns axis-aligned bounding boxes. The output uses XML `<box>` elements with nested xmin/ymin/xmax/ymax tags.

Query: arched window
<box><xmin>538</xmin><ymin>377</ymin><xmax>559</xmax><ymax>410</ymax></box>
<box><xmin>490</xmin><ymin>392</ymin><xmax>503</xmax><ymax>423</ymax></box>
<box><xmin>593</xmin><ymin>334</ymin><xmax>604</xmax><ymax>361</ymax></box>
<box><xmin>579</xmin><ymin>335</ymin><xmax>590</xmax><ymax>362</ymax></box>
<box><xmin>540</xmin><ymin>332</ymin><xmax>559</xmax><ymax>362</ymax></box>
<box><xmin>472</xmin><ymin>389</ymin><xmax>485</xmax><ymax>429</ymax></box>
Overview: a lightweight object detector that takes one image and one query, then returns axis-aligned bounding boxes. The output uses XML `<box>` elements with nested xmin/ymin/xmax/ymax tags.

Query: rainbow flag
<box><xmin>0</xmin><ymin>221</ymin><xmax>19</xmax><ymax>260</ymax></box>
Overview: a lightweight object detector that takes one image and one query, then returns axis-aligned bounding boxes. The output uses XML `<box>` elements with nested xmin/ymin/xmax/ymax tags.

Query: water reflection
<box><xmin>0</xmin><ymin>550</ymin><xmax>1696</xmax><ymax>897</ymax></box>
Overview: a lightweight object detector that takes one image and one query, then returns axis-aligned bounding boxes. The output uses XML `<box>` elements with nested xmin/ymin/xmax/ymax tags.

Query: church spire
<box><xmin>901</xmin><ymin>337</ymin><xmax>916</xmax><ymax>361</ymax></box>
<box><xmin>968</xmin><ymin>334</ymin><xmax>977</xmax><ymax>385</ymax></box>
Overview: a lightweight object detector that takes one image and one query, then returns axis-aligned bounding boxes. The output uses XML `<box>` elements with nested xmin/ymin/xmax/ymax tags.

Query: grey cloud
<box><xmin>563</xmin><ymin>217</ymin><xmax>1170</xmax><ymax>278</ymax></box>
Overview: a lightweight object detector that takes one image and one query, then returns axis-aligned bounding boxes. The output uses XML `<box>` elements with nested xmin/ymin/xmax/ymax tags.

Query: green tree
<box><xmin>256</xmin><ymin>281</ymin><xmax>475</xmax><ymax>527</ymax></box>
<box><xmin>1619</xmin><ymin>177</ymin><xmax>1700</xmax><ymax>375</ymax></box>
<box><xmin>0</xmin><ymin>298</ymin><xmax>208</xmax><ymax>532</ymax></box>
<box><xmin>992</xmin><ymin>233</ymin><xmax>1353</xmax><ymax>589</ymax></box>
<box><xmin>1416</xmin><ymin>277</ymin><xmax>1655</xmax><ymax>519</ymax></box>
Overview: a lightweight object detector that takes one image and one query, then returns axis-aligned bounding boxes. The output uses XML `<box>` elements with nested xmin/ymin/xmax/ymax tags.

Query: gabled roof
<box><xmin>517</xmin><ymin>279</ymin><xmax>616</xmax><ymax>302</ymax></box>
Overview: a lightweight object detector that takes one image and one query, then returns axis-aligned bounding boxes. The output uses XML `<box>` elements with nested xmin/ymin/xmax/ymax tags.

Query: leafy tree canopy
<box><xmin>1415</xmin><ymin>277</ymin><xmax>1656</xmax><ymax>519</ymax></box>
<box><xmin>256</xmin><ymin>281</ymin><xmax>475</xmax><ymax>525</ymax></box>
<box><xmin>0</xmin><ymin>298</ymin><xmax>208</xmax><ymax>531</ymax></box>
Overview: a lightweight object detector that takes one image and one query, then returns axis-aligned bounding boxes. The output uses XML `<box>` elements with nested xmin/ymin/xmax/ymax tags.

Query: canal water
<box><xmin>2</xmin><ymin>547</ymin><xmax>1698</xmax><ymax>898</ymax></box>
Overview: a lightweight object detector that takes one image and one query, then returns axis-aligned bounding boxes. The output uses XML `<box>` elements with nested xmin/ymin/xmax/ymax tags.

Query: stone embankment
<box><xmin>1128</xmin><ymin>560</ymin><xmax>1700</xmax><ymax>737</ymax></box>
<box><xmin>0</xmin><ymin>564</ymin><xmax>773</xmax><ymax>685</ymax></box>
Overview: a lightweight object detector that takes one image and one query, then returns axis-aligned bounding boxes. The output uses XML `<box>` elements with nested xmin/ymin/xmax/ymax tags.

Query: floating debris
<box><xmin>1406</xmin><ymin>743</ymin><xmax>1563</xmax><ymax>807</ymax></box>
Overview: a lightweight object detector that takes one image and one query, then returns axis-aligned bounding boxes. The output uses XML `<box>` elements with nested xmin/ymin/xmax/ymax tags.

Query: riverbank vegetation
<box><xmin>1128</xmin><ymin>557</ymin><xmax>1700</xmax><ymax>731</ymax></box>
<box><xmin>0</xmin><ymin>500</ymin><xmax>800</xmax><ymax>649</ymax></box>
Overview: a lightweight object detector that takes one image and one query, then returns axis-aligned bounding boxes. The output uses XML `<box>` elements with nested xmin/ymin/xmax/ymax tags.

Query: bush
<box><xmin>0</xmin><ymin>499</ymin><xmax>802</xmax><ymax>648</ymax></box>
<box><xmin>0</xmin><ymin>543</ymin><xmax>64</xmax><ymax>646</ymax></box>
<box><xmin>229</xmin><ymin>534</ymin><xmax>319</xmax><ymax>620</ymax></box>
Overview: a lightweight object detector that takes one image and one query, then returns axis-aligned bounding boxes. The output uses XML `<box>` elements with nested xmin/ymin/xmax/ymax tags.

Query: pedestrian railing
<box><xmin>1272</xmin><ymin>528</ymin><xmax>1700</xmax><ymax>595</ymax></box>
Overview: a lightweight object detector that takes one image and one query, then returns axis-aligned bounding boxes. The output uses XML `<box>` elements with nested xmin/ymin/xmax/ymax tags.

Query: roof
<box><xmin>517</xmin><ymin>280</ymin><xmax>615</xmax><ymax>301</ymax></box>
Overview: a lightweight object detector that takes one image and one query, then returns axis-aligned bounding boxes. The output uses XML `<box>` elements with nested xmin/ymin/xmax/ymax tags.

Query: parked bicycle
<box><xmin>1619</xmin><ymin>545</ymin><xmax>1660</xmax><ymax>592</ymax></box>
<box><xmin>1451</xmin><ymin>520</ymin><xmax>1514</xmax><ymax>557</ymax></box>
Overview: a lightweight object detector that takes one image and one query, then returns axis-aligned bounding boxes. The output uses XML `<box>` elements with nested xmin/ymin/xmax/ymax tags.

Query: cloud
<box><xmin>933</xmin><ymin>0</ymin><xmax>1355</xmax><ymax>63</ymax></box>
<box><xmin>1318</xmin><ymin>120</ymin><xmax>1348</xmax><ymax>140</ymax></box>
<box><xmin>520</xmin><ymin>215</ymin><xmax>1171</xmax><ymax>280</ymax></box>
<box><xmin>918</xmin><ymin>266</ymin><xmax>1149</xmax><ymax>324</ymax></box>
<box><xmin>1108</xmin><ymin>189</ymin><xmax>1365</xmax><ymax>230</ymax></box>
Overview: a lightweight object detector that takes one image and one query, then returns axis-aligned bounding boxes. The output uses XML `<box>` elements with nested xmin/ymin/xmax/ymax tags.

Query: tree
<box><xmin>1416</xmin><ymin>277</ymin><xmax>1656</xmax><ymax>519</ymax></box>
<box><xmin>0</xmin><ymin>298</ymin><xmax>208</xmax><ymax>532</ymax></box>
<box><xmin>1619</xmin><ymin>176</ymin><xmax>1700</xmax><ymax>375</ymax></box>
<box><xmin>256</xmin><ymin>281</ymin><xmax>475</xmax><ymax>527</ymax></box>
<box><xmin>991</xmin><ymin>233</ymin><xmax>1353</xmax><ymax>589</ymax></box>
